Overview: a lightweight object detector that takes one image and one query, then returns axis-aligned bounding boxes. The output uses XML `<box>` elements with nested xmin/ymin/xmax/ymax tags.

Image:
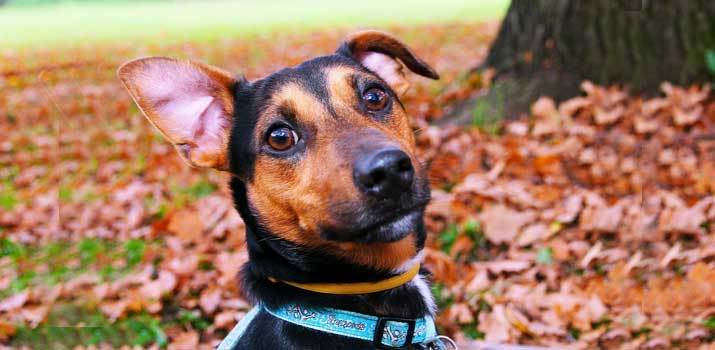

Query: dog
<box><xmin>118</xmin><ymin>31</ymin><xmax>451</xmax><ymax>350</ymax></box>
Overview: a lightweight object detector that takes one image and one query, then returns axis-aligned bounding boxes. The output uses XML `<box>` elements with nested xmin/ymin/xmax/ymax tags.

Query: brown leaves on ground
<box><xmin>479</xmin><ymin>205</ymin><xmax>536</xmax><ymax>244</ymax></box>
<box><xmin>421</xmin><ymin>81</ymin><xmax>715</xmax><ymax>349</ymax></box>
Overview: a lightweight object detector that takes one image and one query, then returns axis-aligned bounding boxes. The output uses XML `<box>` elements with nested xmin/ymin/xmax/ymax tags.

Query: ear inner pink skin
<box><xmin>355</xmin><ymin>51</ymin><xmax>410</xmax><ymax>96</ymax></box>
<box><xmin>118</xmin><ymin>58</ymin><xmax>234</xmax><ymax>170</ymax></box>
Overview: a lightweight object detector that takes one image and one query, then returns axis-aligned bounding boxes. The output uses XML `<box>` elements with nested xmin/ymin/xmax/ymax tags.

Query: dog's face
<box><xmin>118</xmin><ymin>31</ymin><xmax>438</xmax><ymax>270</ymax></box>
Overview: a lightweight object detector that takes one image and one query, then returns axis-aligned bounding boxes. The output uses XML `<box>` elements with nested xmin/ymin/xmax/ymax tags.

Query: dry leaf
<box><xmin>478</xmin><ymin>305</ymin><xmax>513</xmax><ymax>343</ymax></box>
<box><xmin>479</xmin><ymin>205</ymin><xmax>536</xmax><ymax>244</ymax></box>
<box><xmin>199</xmin><ymin>288</ymin><xmax>222</xmax><ymax>315</ymax></box>
<box><xmin>0</xmin><ymin>292</ymin><xmax>28</xmax><ymax>312</ymax></box>
<box><xmin>168</xmin><ymin>331</ymin><xmax>199</xmax><ymax>350</ymax></box>
<box><xmin>214</xmin><ymin>311</ymin><xmax>238</xmax><ymax>330</ymax></box>
<box><xmin>484</xmin><ymin>260</ymin><xmax>531</xmax><ymax>274</ymax></box>
<box><xmin>517</xmin><ymin>223</ymin><xmax>549</xmax><ymax>247</ymax></box>
<box><xmin>167</xmin><ymin>208</ymin><xmax>204</xmax><ymax>242</ymax></box>
<box><xmin>140</xmin><ymin>270</ymin><xmax>177</xmax><ymax>300</ymax></box>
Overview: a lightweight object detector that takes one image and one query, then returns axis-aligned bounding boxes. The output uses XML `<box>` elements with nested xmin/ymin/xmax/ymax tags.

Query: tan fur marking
<box><xmin>336</xmin><ymin>235</ymin><xmax>417</xmax><ymax>271</ymax></box>
<box><xmin>326</xmin><ymin>67</ymin><xmax>419</xmax><ymax>157</ymax></box>
<box><xmin>249</xmin><ymin>83</ymin><xmax>342</xmax><ymax>246</ymax></box>
<box><xmin>248</xmin><ymin>68</ymin><xmax>423</xmax><ymax>270</ymax></box>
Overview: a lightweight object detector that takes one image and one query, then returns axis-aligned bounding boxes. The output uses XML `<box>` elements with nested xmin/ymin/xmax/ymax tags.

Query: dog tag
<box><xmin>425</xmin><ymin>335</ymin><xmax>458</xmax><ymax>350</ymax></box>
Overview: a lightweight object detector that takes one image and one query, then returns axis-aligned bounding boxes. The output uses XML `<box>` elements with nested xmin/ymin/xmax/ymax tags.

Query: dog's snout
<box><xmin>353</xmin><ymin>149</ymin><xmax>414</xmax><ymax>198</ymax></box>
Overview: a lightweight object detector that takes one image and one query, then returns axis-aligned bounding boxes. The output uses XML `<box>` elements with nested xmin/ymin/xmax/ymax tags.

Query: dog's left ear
<box><xmin>117</xmin><ymin>57</ymin><xmax>236</xmax><ymax>171</ymax></box>
<box><xmin>342</xmin><ymin>30</ymin><xmax>439</xmax><ymax>96</ymax></box>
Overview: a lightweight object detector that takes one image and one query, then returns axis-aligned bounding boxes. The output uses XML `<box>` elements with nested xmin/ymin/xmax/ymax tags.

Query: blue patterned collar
<box><xmin>217</xmin><ymin>303</ymin><xmax>446</xmax><ymax>349</ymax></box>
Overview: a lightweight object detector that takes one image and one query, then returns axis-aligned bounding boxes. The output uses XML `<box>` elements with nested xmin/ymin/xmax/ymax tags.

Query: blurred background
<box><xmin>1</xmin><ymin>0</ymin><xmax>714</xmax><ymax>349</ymax></box>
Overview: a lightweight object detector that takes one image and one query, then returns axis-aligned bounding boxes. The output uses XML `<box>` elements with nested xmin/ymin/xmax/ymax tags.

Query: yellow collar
<box><xmin>269</xmin><ymin>263</ymin><xmax>420</xmax><ymax>295</ymax></box>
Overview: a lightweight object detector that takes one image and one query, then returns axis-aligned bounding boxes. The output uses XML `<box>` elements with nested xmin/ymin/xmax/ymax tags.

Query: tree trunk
<box><xmin>443</xmin><ymin>0</ymin><xmax>715</xmax><ymax>124</ymax></box>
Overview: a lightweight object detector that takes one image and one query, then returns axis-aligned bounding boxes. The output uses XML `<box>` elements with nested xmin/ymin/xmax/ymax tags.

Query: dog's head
<box><xmin>118</xmin><ymin>31</ymin><xmax>438</xmax><ymax>270</ymax></box>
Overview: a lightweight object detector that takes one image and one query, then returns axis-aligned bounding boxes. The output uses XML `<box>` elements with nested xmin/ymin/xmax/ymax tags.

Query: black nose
<box><xmin>354</xmin><ymin>149</ymin><xmax>414</xmax><ymax>198</ymax></box>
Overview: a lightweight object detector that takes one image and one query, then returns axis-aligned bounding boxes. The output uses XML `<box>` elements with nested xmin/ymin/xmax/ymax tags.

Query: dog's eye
<box><xmin>267</xmin><ymin>126</ymin><xmax>298</xmax><ymax>151</ymax></box>
<box><xmin>362</xmin><ymin>87</ymin><xmax>388</xmax><ymax>111</ymax></box>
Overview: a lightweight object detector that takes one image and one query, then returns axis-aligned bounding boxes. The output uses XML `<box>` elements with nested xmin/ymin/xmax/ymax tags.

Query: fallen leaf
<box><xmin>484</xmin><ymin>260</ymin><xmax>531</xmax><ymax>274</ymax></box>
<box><xmin>479</xmin><ymin>205</ymin><xmax>536</xmax><ymax>244</ymax></box>
<box><xmin>140</xmin><ymin>270</ymin><xmax>177</xmax><ymax>300</ymax></box>
<box><xmin>517</xmin><ymin>223</ymin><xmax>549</xmax><ymax>247</ymax></box>
<box><xmin>465</xmin><ymin>266</ymin><xmax>490</xmax><ymax>293</ymax></box>
<box><xmin>20</xmin><ymin>304</ymin><xmax>49</xmax><ymax>327</ymax></box>
<box><xmin>199</xmin><ymin>288</ymin><xmax>222</xmax><ymax>315</ymax></box>
<box><xmin>581</xmin><ymin>241</ymin><xmax>603</xmax><ymax>268</ymax></box>
<box><xmin>214</xmin><ymin>311</ymin><xmax>238</xmax><ymax>330</ymax></box>
<box><xmin>0</xmin><ymin>319</ymin><xmax>15</xmax><ymax>342</ymax></box>
<box><xmin>0</xmin><ymin>292</ymin><xmax>28</xmax><ymax>312</ymax></box>
<box><xmin>478</xmin><ymin>305</ymin><xmax>513</xmax><ymax>343</ymax></box>
<box><xmin>99</xmin><ymin>300</ymin><xmax>128</xmax><ymax>321</ymax></box>
<box><xmin>168</xmin><ymin>331</ymin><xmax>199</xmax><ymax>350</ymax></box>
<box><xmin>167</xmin><ymin>208</ymin><xmax>204</xmax><ymax>242</ymax></box>
<box><xmin>448</xmin><ymin>303</ymin><xmax>474</xmax><ymax>324</ymax></box>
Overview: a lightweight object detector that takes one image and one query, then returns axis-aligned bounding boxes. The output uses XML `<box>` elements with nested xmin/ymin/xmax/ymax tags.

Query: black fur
<box><xmin>225</xmin><ymin>52</ymin><xmax>434</xmax><ymax>349</ymax></box>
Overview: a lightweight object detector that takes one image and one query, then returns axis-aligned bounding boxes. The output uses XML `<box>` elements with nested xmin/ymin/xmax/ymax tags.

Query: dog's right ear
<box><xmin>117</xmin><ymin>57</ymin><xmax>236</xmax><ymax>171</ymax></box>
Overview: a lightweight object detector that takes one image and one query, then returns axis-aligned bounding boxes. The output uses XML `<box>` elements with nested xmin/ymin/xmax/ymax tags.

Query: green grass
<box><xmin>11</xmin><ymin>301</ymin><xmax>226</xmax><ymax>348</ymax></box>
<box><xmin>437</xmin><ymin>219</ymin><xmax>487</xmax><ymax>260</ymax></box>
<box><xmin>707</xmin><ymin>49</ymin><xmax>715</xmax><ymax>79</ymax></box>
<box><xmin>12</xmin><ymin>304</ymin><xmax>168</xmax><ymax>349</ymax></box>
<box><xmin>536</xmin><ymin>247</ymin><xmax>554</xmax><ymax>265</ymax></box>
<box><xmin>471</xmin><ymin>82</ymin><xmax>507</xmax><ymax>136</ymax></box>
<box><xmin>430</xmin><ymin>282</ymin><xmax>454</xmax><ymax>309</ymax></box>
<box><xmin>0</xmin><ymin>0</ymin><xmax>509</xmax><ymax>48</ymax></box>
<box><xmin>0</xmin><ymin>188</ymin><xmax>18</xmax><ymax>210</ymax></box>
<box><xmin>460</xmin><ymin>322</ymin><xmax>485</xmax><ymax>340</ymax></box>
<box><xmin>0</xmin><ymin>237</ymin><xmax>153</xmax><ymax>299</ymax></box>
<box><xmin>169</xmin><ymin>178</ymin><xmax>218</xmax><ymax>208</ymax></box>
<box><xmin>438</xmin><ymin>224</ymin><xmax>460</xmax><ymax>253</ymax></box>
<box><xmin>705</xmin><ymin>316</ymin><xmax>715</xmax><ymax>329</ymax></box>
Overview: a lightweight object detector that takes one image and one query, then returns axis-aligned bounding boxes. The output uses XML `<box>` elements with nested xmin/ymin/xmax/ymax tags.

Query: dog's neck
<box><xmin>230</xmin><ymin>177</ymin><xmax>435</xmax><ymax>319</ymax></box>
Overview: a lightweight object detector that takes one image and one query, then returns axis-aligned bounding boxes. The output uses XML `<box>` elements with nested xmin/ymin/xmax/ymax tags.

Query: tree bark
<box><xmin>443</xmin><ymin>0</ymin><xmax>715</xmax><ymax>124</ymax></box>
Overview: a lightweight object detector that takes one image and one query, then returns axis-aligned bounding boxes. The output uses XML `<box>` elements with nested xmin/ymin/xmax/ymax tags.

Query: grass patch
<box><xmin>0</xmin><ymin>0</ymin><xmax>509</xmax><ymax>48</ymax></box>
<box><xmin>123</xmin><ymin>239</ymin><xmax>146</xmax><ymax>268</ymax></box>
<box><xmin>78</xmin><ymin>238</ymin><xmax>104</xmax><ymax>265</ymax></box>
<box><xmin>704</xmin><ymin>316</ymin><xmax>715</xmax><ymax>330</ymax></box>
<box><xmin>58</xmin><ymin>185</ymin><xmax>73</xmax><ymax>203</ymax></box>
<box><xmin>172</xmin><ymin>179</ymin><xmax>218</xmax><ymax>207</ymax></box>
<box><xmin>10</xmin><ymin>301</ymin><xmax>225</xmax><ymax>348</ymax></box>
<box><xmin>706</xmin><ymin>49</ymin><xmax>715</xmax><ymax>77</ymax></box>
<box><xmin>11</xmin><ymin>304</ymin><xmax>168</xmax><ymax>349</ymax></box>
<box><xmin>460</xmin><ymin>322</ymin><xmax>485</xmax><ymax>340</ymax></box>
<box><xmin>471</xmin><ymin>82</ymin><xmax>507</xmax><ymax>135</ymax></box>
<box><xmin>536</xmin><ymin>247</ymin><xmax>554</xmax><ymax>265</ymax></box>
<box><xmin>438</xmin><ymin>219</ymin><xmax>488</xmax><ymax>261</ymax></box>
<box><xmin>179</xmin><ymin>180</ymin><xmax>217</xmax><ymax>200</ymax></box>
<box><xmin>430</xmin><ymin>282</ymin><xmax>454</xmax><ymax>309</ymax></box>
<box><xmin>0</xmin><ymin>189</ymin><xmax>18</xmax><ymax>211</ymax></box>
<box><xmin>438</xmin><ymin>224</ymin><xmax>460</xmax><ymax>253</ymax></box>
<box><xmin>0</xmin><ymin>238</ymin><xmax>157</xmax><ymax>299</ymax></box>
<box><xmin>176</xmin><ymin>308</ymin><xmax>211</xmax><ymax>331</ymax></box>
<box><xmin>0</xmin><ymin>237</ymin><xmax>27</xmax><ymax>261</ymax></box>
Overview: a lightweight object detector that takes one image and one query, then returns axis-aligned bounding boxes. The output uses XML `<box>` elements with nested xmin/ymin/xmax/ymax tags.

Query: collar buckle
<box><xmin>373</xmin><ymin>316</ymin><xmax>416</xmax><ymax>349</ymax></box>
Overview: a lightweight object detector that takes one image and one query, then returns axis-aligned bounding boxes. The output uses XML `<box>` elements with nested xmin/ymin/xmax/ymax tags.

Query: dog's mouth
<box><xmin>320</xmin><ymin>201</ymin><xmax>428</xmax><ymax>243</ymax></box>
<box><xmin>357</xmin><ymin>207</ymin><xmax>424</xmax><ymax>243</ymax></box>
